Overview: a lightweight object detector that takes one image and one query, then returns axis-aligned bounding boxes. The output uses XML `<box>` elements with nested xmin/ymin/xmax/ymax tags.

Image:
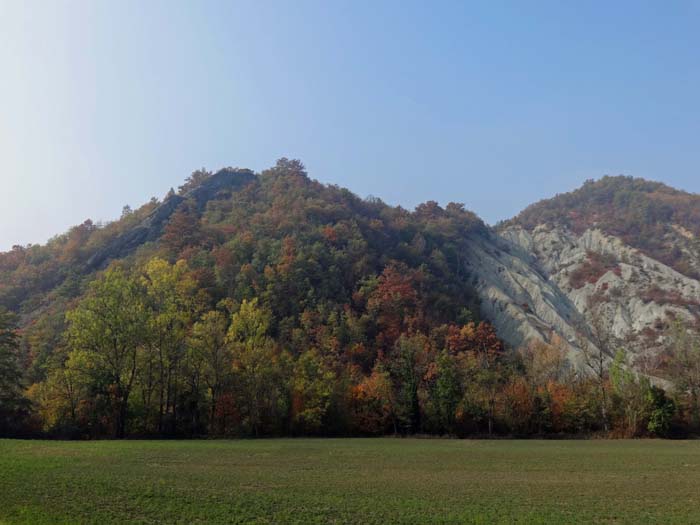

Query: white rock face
<box><xmin>466</xmin><ymin>225</ymin><xmax>700</xmax><ymax>372</ymax></box>
<box><xmin>462</xmin><ymin>230</ymin><xmax>592</xmax><ymax>368</ymax></box>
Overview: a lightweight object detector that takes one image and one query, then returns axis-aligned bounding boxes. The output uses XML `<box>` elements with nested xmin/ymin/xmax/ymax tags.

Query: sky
<box><xmin>1</xmin><ymin>1</ymin><xmax>699</xmax><ymax>250</ymax></box>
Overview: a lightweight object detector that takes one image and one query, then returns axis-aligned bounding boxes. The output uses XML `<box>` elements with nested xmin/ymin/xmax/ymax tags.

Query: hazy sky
<box><xmin>1</xmin><ymin>1</ymin><xmax>699</xmax><ymax>250</ymax></box>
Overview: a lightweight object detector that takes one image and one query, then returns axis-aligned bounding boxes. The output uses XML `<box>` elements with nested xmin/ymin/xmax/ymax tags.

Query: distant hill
<box><xmin>497</xmin><ymin>176</ymin><xmax>700</xmax><ymax>373</ymax></box>
<box><xmin>504</xmin><ymin>176</ymin><xmax>700</xmax><ymax>279</ymax></box>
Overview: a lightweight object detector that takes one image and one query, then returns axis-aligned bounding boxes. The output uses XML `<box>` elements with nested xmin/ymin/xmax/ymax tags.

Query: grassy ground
<box><xmin>1</xmin><ymin>439</ymin><xmax>699</xmax><ymax>524</ymax></box>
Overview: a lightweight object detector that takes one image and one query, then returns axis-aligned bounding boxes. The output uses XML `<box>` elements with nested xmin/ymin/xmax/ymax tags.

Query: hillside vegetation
<box><xmin>505</xmin><ymin>176</ymin><xmax>700</xmax><ymax>279</ymax></box>
<box><xmin>0</xmin><ymin>162</ymin><xmax>698</xmax><ymax>439</ymax></box>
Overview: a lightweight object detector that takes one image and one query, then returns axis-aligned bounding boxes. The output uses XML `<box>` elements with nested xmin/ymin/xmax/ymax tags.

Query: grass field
<box><xmin>1</xmin><ymin>439</ymin><xmax>699</xmax><ymax>524</ymax></box>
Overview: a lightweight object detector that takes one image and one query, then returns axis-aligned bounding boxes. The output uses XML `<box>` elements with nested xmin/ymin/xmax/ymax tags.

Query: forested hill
<box><xmin>1</xmin><ymin>159</ymin><xmax>485</xmax><ymax>329</ymax></box>
<box><xmin>502</xmin><ymin>176</ymin><xmax>700</xmax><ymax>279</ymax></box>
<box><xmin>1</xmin><ymin>159</ymin><xmax>508</xmax><ymax>439</ymax></box>
<box><xmin>1</xmin><ymin>162</ymin><xmax>698</xmax><ymax>440</ymax></box>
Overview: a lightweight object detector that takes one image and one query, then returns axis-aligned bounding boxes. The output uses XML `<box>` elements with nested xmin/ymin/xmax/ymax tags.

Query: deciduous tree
<box><xmin>66</xmin><ymin>266</ymin><xmax>148</xmax><ymax>438</ymax></box>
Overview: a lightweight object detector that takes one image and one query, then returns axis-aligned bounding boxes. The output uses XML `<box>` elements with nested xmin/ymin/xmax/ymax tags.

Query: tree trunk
<box><xmin>116</xmin><ymin>395</ymin><xmax>129</xmax><ymax>439</ymax></box>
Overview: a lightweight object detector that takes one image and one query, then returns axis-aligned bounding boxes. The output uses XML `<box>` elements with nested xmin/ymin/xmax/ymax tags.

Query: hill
<box><xmin>504</xmin><ymin>176</ymin><xmax>700</xmax><ymax>279</ymax></box>
<box><xmin>497</xmin><ymin>175</ymin><xmax>700</xmax><ymax>376</ymax></box>
<box><xmin>2</xmin><ymin>159</ymin><xmax>506</xmax><ymax>438</ymax></box>
<box><xmin>0</xmin><ymin>163</ymin><xmax>697</xmax><ymax>439</ymax></box>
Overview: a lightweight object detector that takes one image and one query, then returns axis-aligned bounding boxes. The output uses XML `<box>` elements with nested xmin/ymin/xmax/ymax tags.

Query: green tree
<box><xmin>140</xmin><ymin>258</ymin><xmax>200</xmax><ymax>435</ymax></box>
<box><xmin>432</xmin><ymin>349</ymin><xmax>461</xmax><ymax>434</ymax></box>
<box><xmin>646</xmin><ymin>386</ymin><xmax>675</xmax><ymax>437</ymax></box>
<box><xmin>610</xmin><ymin>349</ymin><xmax>651</xmax><ymax>437</ymax></box>
<box><xmin>291</xmin><ymin>349</ymin><xmax>335</xmax><ymax>433</ymax></box>
<box><xmin>66</xmin><ymin>266</ymin><xmax>148</xmax><ymax>438</ymax></box>
<box><xmin>189</xmin><ymin>309</ymin><xmax>231</xmax><ymax>434</ymax></box>
<box><xmin>667</xmin><ymin>320</ymin><xmax>700</xmax><ymax>429</ymax></box>
<box><xmin>228</xmin><ymin>299</ymin><xmax>288</xmax><ymax>436</ymax></box>
<box><xmin>30</xmin><ymin>358</ymin><xmax>85</xmax><ymax>436</ymax></box>
<box><xmin>389</xmin><ymin>334</ymin><xmax>430</xmax><ymax>434</ymax></box>
<box><xmin>179</xmin><ymin>168</ymin><xmax>212</xmax><ymax>194</ymax></box>
<box><xmin>0</xmin><ymin>308</ymin><xmax>29</xmax><ymax>436</ymax></box>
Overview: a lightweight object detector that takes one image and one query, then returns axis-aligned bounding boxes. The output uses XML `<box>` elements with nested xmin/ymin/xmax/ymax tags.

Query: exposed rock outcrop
<box><xmin>462</xmin><ymin>230</ymin><xmax>594</xmax><ymax>368</ymax></box>
<box><xmin>473</xmin><ymin>223</ymin><xmax>700</xmax><ymax>371</ymax></box>
<box><xmin>86</xmin><ymin>169</ymin><xmax>255</xmax><ymax>269</ymax></box>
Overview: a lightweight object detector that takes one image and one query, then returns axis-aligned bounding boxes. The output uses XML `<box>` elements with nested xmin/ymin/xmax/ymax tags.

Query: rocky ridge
<box><xmin>86</xmin><ymin>168</ymin><xmax>255</xmax><ymax>269</ymax></box>
<box><xmin>463</xmin><ymin>222</ymin><xmax>700</xmax><ymax>372</ymax></box>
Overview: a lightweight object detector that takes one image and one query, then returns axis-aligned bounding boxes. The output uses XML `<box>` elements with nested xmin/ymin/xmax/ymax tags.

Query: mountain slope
<box><xmin>504</xmin><ymin>176</ymin><xmax>700</xmax><ymax>279</ymax></box>
<box><xmin>4</xmin><ymin>159</ymin><xmax>490</xmax><ymax>382</ymax></box>
<box><xmin>460</xmin><ymin>229</ymin><xmax>591</xmax><ymax>365</ymax></box>
<box><xmin>496</xmin><ymin>176</ymin><xmax>700</xmax><ymax>371</ymax></box>
<box><xmin>86</xmin><ymin>168</ymin><xmax>256</xmax><ymax>270</ymax></box>
<box><xmin>3</xmin><ymin>170</ymin><xmax>699</xmax><ymax>379</ymax></box>
<box><xmin>3</xmin><ymin>163</ymin><xmax>700</xmax><ymax>438</ymax></box>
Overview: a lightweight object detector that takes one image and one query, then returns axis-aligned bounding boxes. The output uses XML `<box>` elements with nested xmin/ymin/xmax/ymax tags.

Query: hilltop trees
<box><xmin>179</xmin><ymin>168</ymin><xmax>213</xmax><ymax>195</ymax></box>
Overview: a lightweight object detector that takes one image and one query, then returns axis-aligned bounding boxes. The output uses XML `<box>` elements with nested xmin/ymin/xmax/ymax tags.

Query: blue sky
<box><xmin>1</xmin><ymin>1</ymin><xmax>699</xmax><ymax>250</ymax></box>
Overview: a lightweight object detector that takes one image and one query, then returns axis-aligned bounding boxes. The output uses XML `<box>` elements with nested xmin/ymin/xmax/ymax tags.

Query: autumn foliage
<box><xmin>0</xmin><ymin>162</ymin><xmax>696</xmax><ymax>438</ymax></box>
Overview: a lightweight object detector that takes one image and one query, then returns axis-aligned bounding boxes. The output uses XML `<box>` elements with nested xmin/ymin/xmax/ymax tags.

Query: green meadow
<box><xmin>1</xmin><ymin>438</ymin><xmax>698</xmax><ymax>524</ymax></box>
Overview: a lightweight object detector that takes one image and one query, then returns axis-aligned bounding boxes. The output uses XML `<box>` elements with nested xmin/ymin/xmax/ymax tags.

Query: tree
<box><xmin>431</xmin><ymin>349</ymin><xmax>461</xmax><ymax>434</ymax></box>
<box><xmin>0</xmin><ymin>308</ymin><xmax>29</xmax><ymax>436</ymax></box>
<box><xmin>291</xmin><ymin>349</ymin><xmax>335</xmax><ymax>433</ymax></box>
<box><xmin>189</xmin><ymin>309</ymin><xmax>231</xmax><ymax>434</ymax></box>
<box><xmin>576</xmin><ymin>306</ymin><xmax>616</xmax><ymax>433</ymax></box>
<box><xmin>66</xmin><ymin>266</ymin><xmax>148</xmax><ymax>438</ymax></box>
<box><xmin>446</xmin><ymin>322</ymin><xmax>506</xmax><ymax>436</ymax></box>
<box><xmin>609</xmin><ymin>349</ymin><xmax>651</xmax><ymax>437</ymax></box>
<box><xmin>666</xmin><ymin>319</ymin><xmax>700</xmax><ymax>429</ymax></box>
<box><xmin>365</xmin><ymin>264</ymin><xmax>421</xmax><ymax>351</ymax></box>
<box><xmin>646</xmin><ymin>386</ymin><xmax>675</xmax><ymax>437</ymax></box>
<box><xmin>519</xmin><ymin>335</ymin><xmax>569</xmax><ymax>388</ymax></box>
<box><xmin>29</xmin><ymin>358</ymin><xmax>85</xmax><ymax>436</ymax></box>
<box><xmin>350</xmin><ymin>362</ymin><xmax>394</xmax><ymax>434</ymax></box>
<box><xmin>388</xmin><ymin>334</ymin><xmax>430</xmax><ymax>434</ymax></box>
<box><xmin>179</xmin><ymin>168</ymin><xmax>213</xmax><ymax>195</ymax></box>
<box><xmin>228</xmin><ymin>299</ymin><xmax>288</xmax><ymax>436</ymax></box>
<box><xmin>266</xmin><ymin>158</ymin><xmax>307</xmax><ymax>178</ymax></box>
<box><xmin>519</xmin><ymin>335</ymin><xmax>571</xmax><ymax>433</ymax></box>
<box><xmin>140</xmin><ymin>258</ymin><xmax>199</xmax><ymax>435</ymax></box>
<box><xmin>161</xmin><ymin>202</ymin><xmax>203</xmax><ymax>255</ymax></box>
<box><xmin>471</xmin><ymin>323</ymin><xmax>506</xmax><ymax>436</ymax></box>
<box><xmin>501</xmin><ymin>375</ymin><xmax>535</xmax><ymax>434</ymax></box>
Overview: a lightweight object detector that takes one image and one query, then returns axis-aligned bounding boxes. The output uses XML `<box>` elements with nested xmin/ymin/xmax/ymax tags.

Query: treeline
<box><xmin>1</xmin><ymin>263</ymin><xmax>698</xmax><ymax>439</ymax></box>
<box><xmin>3</xmin><ymin>259</ymin><xmax>504</xmax><ymax>438</ymax></box>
